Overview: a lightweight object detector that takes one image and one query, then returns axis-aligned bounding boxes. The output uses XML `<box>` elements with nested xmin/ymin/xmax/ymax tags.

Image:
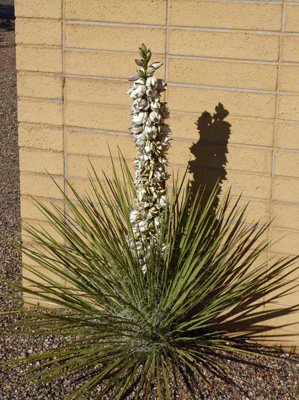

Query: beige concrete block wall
<box><xmin>15</xmin><ymin>0</ymin><xmax>299</xmax><ymax>346</ymax></box>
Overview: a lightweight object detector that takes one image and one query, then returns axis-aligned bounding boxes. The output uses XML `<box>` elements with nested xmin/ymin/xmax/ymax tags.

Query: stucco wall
<box><xmin>15</xmin><ymin>0</ymin><xmax>299</xmax><ymax>347</ymax></box>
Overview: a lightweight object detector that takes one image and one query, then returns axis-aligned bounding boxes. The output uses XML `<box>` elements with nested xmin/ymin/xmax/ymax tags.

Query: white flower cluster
<box><xmin>127</xmin><ymin>44</ymin><xmax>171</xmax><ymax>271</ymax></box>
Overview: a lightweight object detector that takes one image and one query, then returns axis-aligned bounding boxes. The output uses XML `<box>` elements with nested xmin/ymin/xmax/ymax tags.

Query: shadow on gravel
<box><xmin>0</xmin><ymin>4</ymin><xmax>15</xmax><ymax>33</ymax></box>
<box><xmin>0</xmin><ymin>28</ymin><xmax>21</xmax><ymax>297</ymax></box>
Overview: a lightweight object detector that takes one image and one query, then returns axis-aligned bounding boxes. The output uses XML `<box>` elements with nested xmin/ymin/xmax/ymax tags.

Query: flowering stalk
<box><xmin>127</xmin><ymin>44</ymin><xmax>170</xmax><ymax>271</ymax></box>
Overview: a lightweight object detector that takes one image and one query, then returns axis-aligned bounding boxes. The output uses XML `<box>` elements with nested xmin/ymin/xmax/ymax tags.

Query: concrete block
<box><xmin>168</xmin><ymin>58</ymin><xmax>277</xmax><ymax>91</ymax></box>
<box><xmin>18</xmin><ymin>98</ymin><xmax>63</xmax><ymax>126</ymax></box>
<box><xmin>20</xmin><ymin>148</ymin><xmax>64</xmax><ymax>175</ymax></box>
<box><xmin>168</xmin><ymin>29</ymin><xmax>280</xmax><ymax>62</ymax></box>
<box><xmin>65</xmin><ymin>102</ymin><xmax>130</xmax><ymax>131</ymax></box>
<box><xmin>17</xmin><ymin>72</ymin><xmax>63</xmax><ymax>99</ymax></box>
<box><xmin>18</xmin><ymin>123</ymin><xmax>64</xmax><ymax>151</ymax></box>
<box><xmin>15</xmin><ymin>0</ymin><xmax>62</xmax><ymax>19</ymax></box>
<box><xmin>16</xmin><ymin>18</ymin><xmax>62</xmax><ymax>46</ymax></box>
<box><xmin>16</xmin><ymin>46</ymin><xmax>62</xmax><ymax>73</ymax></box>
<box><xmin>66</xmin><ymin>130</ymin><xmax>134</xmax><ymax>158</ymax></box>
<box><xmin>167</xmin><ymin>86</ymin><xmax>276</xmax><ymax>119</ymax></box>
<box><xmin>64</xmin><ymin>0</ymin><xmax>167</xmax><ymax>25</ymax></box>
<box><xmin>65</xmin><ymin>77</ymin><xmax>130</xmax><ymax>106</ymax></box>
<box><xmin>64</xmin><ymin>50</ymin><xmax>165</xmax><ymax>79</ymax></box>
<box><xmin>170</xmin><ymin>0</ymin><xmax>282</xmax><ymax>31</ymax></box>
<box><xmin>20</xmin><ymin>172</ymin><xmax>64</xmax><ymax>199</ymax></box>
<box><xmin>65</xmin><ymin>23</ymin><xmax>166</xmax><ymax>53</ymax></box>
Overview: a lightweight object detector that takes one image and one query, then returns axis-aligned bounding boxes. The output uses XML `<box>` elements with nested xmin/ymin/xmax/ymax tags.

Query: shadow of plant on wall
<box><xmin>187</xmin><ymin>103</ymin><xmax>299</xmax><ymax>343</ymax></box>
<box><xmin>188</xmin><ymin>102</ymin><xmax>231</xmax><ymax>212</ymax></box>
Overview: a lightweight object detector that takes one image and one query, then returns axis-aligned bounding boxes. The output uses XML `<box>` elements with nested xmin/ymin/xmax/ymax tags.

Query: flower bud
<box><xmin>135</xmin><ymin>59</ymin><xmax>144</xmax><ymax>66</ymax></box>
<box><xmin>146</xmin><ymin>67</ymin><xmax>155</xmax><ymax>75</ymax></box>
<box><xmin>128</xmin><ymin>73</ymin><xmax>139</xmax><ymax>82</ymax></box>
<box><xmin>150</xmin><ymin>62</ymin><xmax>163</xmax><ymax>70</ymax></box>
<box><xmin>139</xmin><ymin>43</ymin><xmax>147</xmax><ymax>57</ymax></box>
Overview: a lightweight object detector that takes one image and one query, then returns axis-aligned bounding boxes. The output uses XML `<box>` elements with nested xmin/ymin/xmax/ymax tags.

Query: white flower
<box><xmin>144</xmin><ymin>125</ymin><xmax>158</xmax><ymax>136</ymax></box>
<box><xmin>154</xmin><ymin>217</ymin><xmax>160</xmax><ymax>229</ymax></box>
<box><xmin>141</xmin><ymin>264</ymin><xmax>147</xmax><ymax>274</ymax></box>
<box><xmin>146</xmin><ymin>76</ymin><xmax>158</xmax><ymax>88</ymax></box>
<box><xmin>138</xmin><ymin>188</ymin><xmax>147</xmax><ymax>201</ymax></box>
<box><xmin>132</xmin><ymin>111</ymin><xmax>147</xmax><ymax>125</ymax></box>
<box><xmin>127</xmin><ymin>87</ymin><xmax>133</xmax><ymax>95</ymax></box>
<box><xmin>134</xmin><ymin>78</ymin><xmax>145</xmax><ymax>86</ymax></box>
<box><xmin>139</xmin><ymin>221</ymin><xmax>148</xmax><ymax>232</ymax></box>
<box><xmin>129</xmin><ymin>210</ymin><xmax>139</xmax><ymax>223</ymax></box>
<box><xmin>150</xmin><ymin>98</ymin><xmax>161</xmax><ymax>109</ymax></box>
<box><xmin>146</xmin><ymin>88</ymin><xmax>157</xmax><ymax>98</ymax></box>
<box><xmin>149</xmin><ymin>111</ymin><xmax>161</xmax><ymax>123</ymax></box>
<box><xmin>133</xmin><ymin>98</ymin><xmax>147</xmax><ymax>111</ymax></box>
<box><xmin>160</xmin><ymin>195</ymin><xmax>168</xmax><ymax>207</ymax></box>
<box><xmin>130</xmin><ymin>124</ymin><xmax>143</xmax><ymax>134</ymax></box>
<box><xmin>131</xmin><ymin>85</ymin><xmax>146</xmax><ymax>99</ymax></box>
<box><xmin>144</xmin><ymin>145</ymin><xmax>152</xmax><ymax>154</ymax></box>
<box><xmin>135</xmin><ymin>133</ymin><xmax>147</xmax><ymax>147</ymax></box>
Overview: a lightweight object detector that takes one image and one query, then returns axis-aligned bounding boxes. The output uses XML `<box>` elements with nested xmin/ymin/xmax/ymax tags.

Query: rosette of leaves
<box><xmin>2</xmin><ymin>155</ymin><xmax>299</xmax><ymax>400</ymax></box>
<box><xmin>127</xmin><ymin>44</ymin><xmax>170</xmax><ymax>271</ymax></box>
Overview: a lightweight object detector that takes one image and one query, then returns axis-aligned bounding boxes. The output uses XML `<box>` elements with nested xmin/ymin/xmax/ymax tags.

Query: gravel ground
<box><xmin>0</xmin><ymin>29</ymin><xmax>299</xmax><ymax>400</ymax></box>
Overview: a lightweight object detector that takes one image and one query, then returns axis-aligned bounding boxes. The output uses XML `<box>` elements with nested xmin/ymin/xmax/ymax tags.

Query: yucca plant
<box><xmin>2</xmin><ymin>45</ymin><xmax>299</xmax><ymax>400</ymax></box>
